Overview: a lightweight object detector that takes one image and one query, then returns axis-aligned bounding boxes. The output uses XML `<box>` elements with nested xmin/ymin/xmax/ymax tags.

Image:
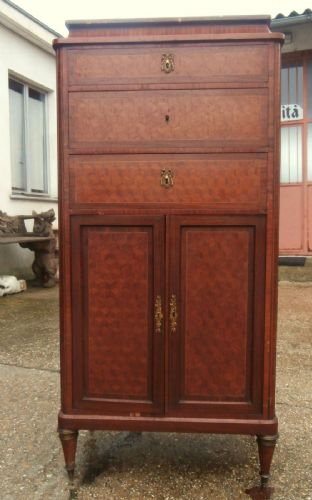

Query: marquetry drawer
<box><xmin>68</xmin><ymin>89</ymin><xmax>270</xmax><ymax>152</ymax></box>
<box><xmin>67</xmin><ymin>44</ymin><xmax>269</xmax><ymax>87</ymax></box>
<box><xmin>69</xmin><ymin>154</ymin><xmax>267</xmax><ymax>210</ymax></box>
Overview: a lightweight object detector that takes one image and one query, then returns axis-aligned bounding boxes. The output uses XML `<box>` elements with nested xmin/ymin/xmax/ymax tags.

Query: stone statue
<box><xmin>0</xmin><ymin>209</ymin><xmax>58</xmax><ymax>288</ymax></box>
<box><xmin>22</xmin><ymin>209</ymin><xmax>58</xmax><ymax>288</ymax></box>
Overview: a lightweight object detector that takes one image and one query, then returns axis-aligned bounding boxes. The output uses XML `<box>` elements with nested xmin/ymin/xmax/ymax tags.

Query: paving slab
<box><xmin>0</xmin><ymin>282</ymin><xmax>311</xmax><ymax>499</ymax></box>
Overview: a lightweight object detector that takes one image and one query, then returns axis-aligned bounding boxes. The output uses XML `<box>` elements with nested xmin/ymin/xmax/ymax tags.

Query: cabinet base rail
<box><xmin>58</xmin><ymin>412</ymin><xmax>278</xmax><ymax>487</ymax></box>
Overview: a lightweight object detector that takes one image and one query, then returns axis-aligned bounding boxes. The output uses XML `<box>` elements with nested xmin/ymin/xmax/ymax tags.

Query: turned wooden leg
<box><xmin>58</xmin><ymin>429</ymin><xmax>79</xmax><ymax>480</ymax></box>
<box><xmin>257</xmin><ymin>434</ymin><xmax>278</xmax><ymax>488</ymax></box>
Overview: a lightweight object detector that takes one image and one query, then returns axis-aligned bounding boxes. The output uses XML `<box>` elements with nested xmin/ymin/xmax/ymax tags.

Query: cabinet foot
<box><xmin>58</xmin><ymin>429</ymin><xmax>79</xmax><ymax>480</ymax></box>
<box><xmin>257</xmin><ymin>434</ymin><xmax>278</xmax><ymax>488</ymax></box>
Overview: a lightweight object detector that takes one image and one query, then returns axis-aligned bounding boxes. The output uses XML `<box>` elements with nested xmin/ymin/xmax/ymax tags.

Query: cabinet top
<box><xmin>66</xmin><ymin>15</ymin><xmax>271</xmax><ymax>29</ymax></box>
<box><xmin>54</xmin><ymin>16</ymin><xmax>284</xmax><ymax>48</ymax></box>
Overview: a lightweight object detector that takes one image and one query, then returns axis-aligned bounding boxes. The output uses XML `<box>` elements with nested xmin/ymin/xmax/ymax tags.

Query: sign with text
<box><xmin>281</xmin><ymin>104</ymin><xmax>303</xmax><ymax>122</ymax></box>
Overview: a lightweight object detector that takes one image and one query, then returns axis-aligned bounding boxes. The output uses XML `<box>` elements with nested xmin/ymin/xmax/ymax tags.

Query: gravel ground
<box><xmin>0</xmin><ymin>282</ymin><xmax>311</xmax><ymax>499</ymax></box>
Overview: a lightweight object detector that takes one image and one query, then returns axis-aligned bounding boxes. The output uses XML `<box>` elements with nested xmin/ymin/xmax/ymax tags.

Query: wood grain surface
<box><xmin>68</xmin><ymin>89</ymin><xmax>269</xmax><ymax>152</ymax></box>
<box><xmin>55</xmin><ymin>19</ymin><xmax>281</xmax><ymax>481</ymax></box>
<box><xmin>168</xmin><ymin>215</ymin><xmax>265</xmax><ymax>417</ymax></box>
<box><xmin>68</xmin><ymin>154</ymin><xmax>267</xmax><ymax>210</ymax></box>
<box><xmin>67</xmin><ymin>44</ymin><xmax>269</xmax><ymax>86</ymax></box>
<box><xmin>71</xmin><ymin>215</ymin><xmax>165</xmax><ymax>415</ymax></box>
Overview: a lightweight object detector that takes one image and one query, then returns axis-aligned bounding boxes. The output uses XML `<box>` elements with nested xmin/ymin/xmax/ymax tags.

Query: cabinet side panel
<box><xmin>263</xmin><ymin>44</ymin><xmax>281</xmax><ymax>419</ymax></box>
<box><xmin>56</xmin><ymin>47</ymin><xmax>73</xmax><ymax>413</ymax></box>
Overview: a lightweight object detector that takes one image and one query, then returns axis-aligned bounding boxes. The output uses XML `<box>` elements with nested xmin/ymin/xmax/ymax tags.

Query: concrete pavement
<box><xmin>0</xmin><ymin>283</ymin><xmax>311</xmax><ymax>499</ymax></box>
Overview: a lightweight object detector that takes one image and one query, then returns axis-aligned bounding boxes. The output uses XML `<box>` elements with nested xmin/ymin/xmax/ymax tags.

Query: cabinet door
<box><xmin>71</xmin><ymin>215</ymin><xmax>165</xmax><ymax>416</ymax></box>
<box><xmin>168</xmin><ymin>215</ymin><xmax>266</xmax><ymax>417</ymax></box>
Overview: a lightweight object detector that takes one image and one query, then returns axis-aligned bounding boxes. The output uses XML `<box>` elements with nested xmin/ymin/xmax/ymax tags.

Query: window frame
<box><xmin>8</xmin><ymin>75</ymin><xmax>49</xmax><ymax>197</ymax></box>
<box><xmin>280</xmin><ymin>51</ymin><xmax>312</xmax><ymax>185</ymax></box>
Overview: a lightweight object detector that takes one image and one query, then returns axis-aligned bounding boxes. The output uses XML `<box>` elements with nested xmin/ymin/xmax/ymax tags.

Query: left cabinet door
<box><xmin>70</xmin><ymin>215</ymin><xmax>165</xmax><ymax>416</ymax></box>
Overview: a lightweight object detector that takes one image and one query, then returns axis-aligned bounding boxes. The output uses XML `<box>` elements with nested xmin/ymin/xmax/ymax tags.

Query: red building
<box><xmin>272</xmin><ymin>10</ymin><xmax>312</xmax><ymax>255</ymax></box>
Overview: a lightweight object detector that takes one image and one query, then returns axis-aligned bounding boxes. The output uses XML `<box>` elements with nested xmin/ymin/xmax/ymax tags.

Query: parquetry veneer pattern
<box><xmin>54</xmin><ymin>16</ymin><xmax>283</xmax><ymax>487</ymax></box>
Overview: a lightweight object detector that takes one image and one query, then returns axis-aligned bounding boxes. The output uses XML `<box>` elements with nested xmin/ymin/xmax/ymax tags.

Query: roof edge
<box><xmin>271</xmin><ymin>12</ymin><xmax>312</xmax><ymax>28</ymax></box>
<box><xmin>1</xmin><ymin>0</ymin><xmax>62</xmax><ymax>37</ymax></box>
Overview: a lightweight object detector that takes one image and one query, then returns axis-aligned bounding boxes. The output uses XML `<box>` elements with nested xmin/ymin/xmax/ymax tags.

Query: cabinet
<box><xmin>54</xmin><ymin>16</ymin><xmax>283</xmax><ymax>487</ymax></box>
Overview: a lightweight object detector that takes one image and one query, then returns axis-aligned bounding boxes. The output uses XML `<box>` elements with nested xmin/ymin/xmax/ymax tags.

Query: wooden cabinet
<box><xmin>54</xmin><ymin>16</ymin><xmax>283</xmax><ymax>486</ymax></box>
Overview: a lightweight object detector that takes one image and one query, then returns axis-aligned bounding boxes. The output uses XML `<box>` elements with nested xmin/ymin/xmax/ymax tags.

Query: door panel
<box><xmin>308</xmin><ymin>185</ymin><xmax>312</xmax><ymax>251</ymax></box>
<box><xmin>71</xmin><ymin>215</ymin><xmax>165</xmax><ymax>415</ymax></box>
<box><xmin>168</xmin><ymin>215</ymin><xmax>266</xmax><ymax>417</ymax></box>
<box><xmin>279</xmin><ymin>185</ymin><xmax>303</xmax><ymax>252</ymax></box>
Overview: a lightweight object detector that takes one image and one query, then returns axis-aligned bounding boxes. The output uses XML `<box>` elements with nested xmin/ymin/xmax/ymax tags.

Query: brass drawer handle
<box><xmin>160</xmin><ymin>169</ymin><xmax>174</xmax><ymax>188</ymax></box>
<box><xmin>170</xmin><ymin>294</ymin><xmax>177</xmax><ymax>334</ymax></box>
<box><xmin>161</xmin><ymin>53</ymin><xmax>174</xmax><ymax>73</ymax></box>
<box><xmin>154</xmin><ymin>295</ymin><xmax>163</xmax><ymax>334</ymax></box>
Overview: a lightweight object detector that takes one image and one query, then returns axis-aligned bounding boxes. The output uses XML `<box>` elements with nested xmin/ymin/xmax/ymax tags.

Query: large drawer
<box><xmin>68</xmin><ymin>89</ymin><xmax>269</xmax><ymax>152</ymax></box>
<box><xmin>69</xmin><ymin>154</ymin><xmax>267</xmax><ymax>210</ymax></box>
<box><xmin>67</xmin><ymin>44</ymin><xmax>269</xmax><ymax>86</ymax></box>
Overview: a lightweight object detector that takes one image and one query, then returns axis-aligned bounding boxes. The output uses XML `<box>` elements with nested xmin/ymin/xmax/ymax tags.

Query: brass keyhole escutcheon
<box><xmin>160</xmin><ymin>169</ymin><xmax>174</xmax><ymax>188</ymax></box>
<box><xmin>161</xmin><ymin>53</ymin><xmax>174</xmax><ymax>74</ymax></box>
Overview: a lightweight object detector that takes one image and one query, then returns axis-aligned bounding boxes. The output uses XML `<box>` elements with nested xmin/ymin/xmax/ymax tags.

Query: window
<box><xmin>281</xmin><ymin>63</ymin><xmax>303</xmax><ymax>121</ymax></box>
<box><xmin>280</xmin><ymin>58</ymin><xmax>312</xmax><ymax>184</ymax></box>
<box><xmin>308</xmin><ymin>61</ymin><xmax>312</xmax><ymax>181</ymax></box>
<box><xmin>308</xmin><ymin>59</ymin><xmax>312</xmax><ymax>119</ymax></box>
<box><xmin>9</xmin><ymin>78</ymin><xmax>48</xmax><ymax>195</ymax></box>
<box><xmin>281</xmin><ymin>125</ymin><xmax>302</xmax><ymax>183</ymax></box>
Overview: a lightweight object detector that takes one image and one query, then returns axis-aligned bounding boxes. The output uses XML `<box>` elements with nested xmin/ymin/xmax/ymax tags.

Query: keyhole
<box><xmin>166</xmin><ymin>61</ymin><xmax>170</xmax><ymax>70</ymax></box>
<box><xmin>165</xmin><ymin>114</ymin><xmax>170</xmax><ymax>123</ymax></box>
<box><xmin>164</xmin><ymin>175</ymin><xmax>170</xmax><ymax>185</ymax></box>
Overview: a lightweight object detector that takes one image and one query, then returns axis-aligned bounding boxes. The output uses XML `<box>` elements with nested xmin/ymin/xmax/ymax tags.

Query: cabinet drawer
<box><xmin>68</xmin><ymin>89</ymin><xmax>269</xmax><ymax>152</ymax></box>
<box><xmin>68</xmin><ymin>44</ymin><xmax>269</xmax><ymax>86</ymax></box>
<box><xmin>69</xmin><ymin>154</ymin><xmax>267</xmax><ymax>210</ymax></box>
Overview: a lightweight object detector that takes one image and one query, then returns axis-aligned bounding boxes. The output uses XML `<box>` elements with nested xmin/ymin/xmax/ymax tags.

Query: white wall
<box><xmin>0</xmin><ymin>19</ymin><xmax>58</xmax><ymax>278</ymax></box>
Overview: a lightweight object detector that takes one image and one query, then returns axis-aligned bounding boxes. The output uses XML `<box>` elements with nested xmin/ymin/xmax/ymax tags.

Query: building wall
<box><xmin>0</xmin><ymin>13</ymin><xmax>311</xmax><ymax>276</ymax></box>
<box><xmin>281</xmin><ymin>23</ymin><xmax>312</xmax><ymax>53</ymax></box>
<box><xmin>0</xmin><ymin>22</ymin><xmax>58</xmax><ymax>278</ymax></box>
<box><xmin>271</xmin><ymin>18</ymin><xmax>312</xmax><ymax>255</ymax></box>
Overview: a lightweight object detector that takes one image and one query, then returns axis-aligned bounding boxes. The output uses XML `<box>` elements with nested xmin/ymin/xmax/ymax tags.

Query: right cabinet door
<box><xmin>168</xmin><ymin>215</ymin><xmax>266</xmax><ymax>418</ymax></box>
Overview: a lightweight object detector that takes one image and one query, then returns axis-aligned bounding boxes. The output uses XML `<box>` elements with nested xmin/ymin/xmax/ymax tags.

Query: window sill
<box><xmin>10</xmin><ymin>194</ymin><xmax>58</xmax><ymax>202</ymax></box>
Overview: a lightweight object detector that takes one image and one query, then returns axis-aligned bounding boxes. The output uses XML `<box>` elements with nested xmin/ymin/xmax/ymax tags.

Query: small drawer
<box><xmin>69</xmin><ymin>154</ymin><xmax>267</xmax><ymax>210</ymax></box>
<box><xmin>68</xmin><ymin>89</ymin><xmax>269</xmax><ymax>152</ymax></box>
<box><xmin>67</xmin><ymin>44</ymin><xmax>269</xmax><ymax>86</ymax></box>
